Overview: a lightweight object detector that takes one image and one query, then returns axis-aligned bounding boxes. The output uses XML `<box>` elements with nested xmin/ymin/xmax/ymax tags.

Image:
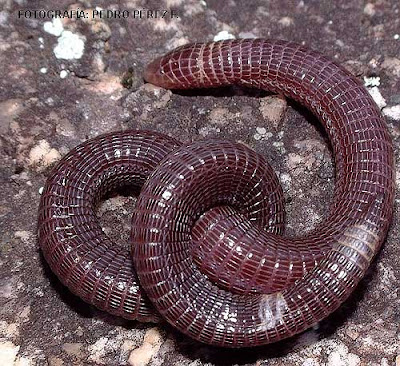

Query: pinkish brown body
<box><xmin>38</xmin><ymin>39</ymin><xmax>395</xmax><ymax>347</ymax></box>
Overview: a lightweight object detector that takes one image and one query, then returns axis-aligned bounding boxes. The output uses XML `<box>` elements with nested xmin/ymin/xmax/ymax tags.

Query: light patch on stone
<box><xmin>326</xmin><ymin>341</ymin><xmax>361</xmax><ymax>366</ymax></box>
<box><xmin>19</xmin><ymin>305</ymin><xmax>31</xmax><ymax>322</ymax></box>
<box><xmin>208</xmin><ymin>107</ymin><xmax>238</xmax><ymax>126</ymax></box>
<box><xmin>381</xmin><ymin>57</ymin><xmax>400</xmax><ymax>77</ymax></box>
<box><xmin>88</xmin><ymin>337</ymin><xmax>108</xmax><ymax>363</ymax></box>
<box><xmin>165</xmin><ymin>0</ymin><xmax>184</xmax><ymax>6</ymax></box>
<box><xmin>40</xmin><ymin>67</ymin><xmax>47</xmax><ymax>74</ymax></box>
<box><xmin>383</xmin><ymin>105</ymin><xmax>400</xmax><ymax>120</ymax></box>
<box><xmin>0</xmin><ymin>10</ymin><xmax>9</xmax><ymax>26</ymax></box>
<box><xmin>213</xmin><ymin>30</ymin><xmax>236</xmax><ymax>42</ymax></box>
<box><xmin>0</xmin><ymin>320</ymin><xmax>19</xmax><ymax>338</ymax></box>
<box><xmin>153</xmin><ymin>18</ymin><xmax>179</xmax><ymax>32</ymax></box>
<box><xmin>367</xmin><ymin>86</ymin><xmax>387</xmax><ymax>109</ymax></box>
<box><xmin>302</xmin><ymin>358</ymin><xmax>319</xmax><ymax>366</ymax></box>
<box><xmin>199</xmin><ymin>126</ymin><xmax>221</xmax><ymax>137</ymax></box>
<box><xmin>363</xmin><ymin>3</ymin><xmax>376</xmax><ymax>16</ymax></box>
<box><xmin>14</xmin><ymin>356</ymin><xmax>32</xmax><ymax>366</ymax></box>
<box><xmin>43</xmin><ymin>18</ymin><xmax>64</xmax><ymax>36</ymax></box>
<box><xmin>259</xmin><ymin>96</ymin><xmax>287</xmax><ymax>129</ymax></box>
<box><xmin>62</xmin><ymin>343</ymin><xmax>83</xmax><ymax>358</ymax></box>
<box><xmin>183</xmin><ymin>2</ymin><xmax>205</xmax><ymax>16</ymax></box>
<box><xmin>128</xmin><ymin>327</ymin><xmax>164</xmax><ymax>366</ymax></box>
<box><xmin>0</xmin><ymin>341</ymin><xmax>20</xmax><ymax>365</ymax></box>
<box><xmin>0</xmin><ymin>99</ymin><xmax>25</xmax><ymax>135</ymax></box>
<box><xmin>14</xmin><ymin>230</ymin><xmax>32</xmax><ymax>243</ymax></box>
<box><xmin>53</xmin><ymin>31</ymin><xmax>85</xmax><ymax>60</ymax></box>
<box><xmin>28</xmin><ymin>140</ymin><xmax>61</xmax><ymax>168</ymax></box>
<box><xmin>0</xmin><ymin>278</ymin><xmax>19</xmax><ymax>299</ymax></box>
<box><xmin>278</xmin><ymin>16</ymin><xmax>294</xmax><ymax>26</ymax></box>
<box><xmin>59</xmin><ymin>70</ymin><xmax>68</xmax><ymax>79</ymax></box>
<box><xmin>85</xmin><ymin>75</ymin><xmax>124</xmax><ymax>95</ymax></box>
<box><xmin>377</xmin><ymin>262</ymin><xmax>397</xmax><ymax>300</ymax></box>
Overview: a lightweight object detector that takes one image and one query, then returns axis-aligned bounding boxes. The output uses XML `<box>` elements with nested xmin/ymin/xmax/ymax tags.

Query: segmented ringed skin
<box><xmin>37</xmin><ymin>38</ymin><xmax>395</xmax><ymax>348</ymax></box>
<box><xmin>38</xmin><ymin>131</ymin><xmax>182</xmax><ymax>322</ymax></box>
<box><xmin>133</xmin><ymin>39</ymin><xmax>395</xmax><ymax>347</ymax></box>
<box><xmin>37</xmin><ymin>130</ymin><xmax>286</xmax><ymax>322</ymax></box>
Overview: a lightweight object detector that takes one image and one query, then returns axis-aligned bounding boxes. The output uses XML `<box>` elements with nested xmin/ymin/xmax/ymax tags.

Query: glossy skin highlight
<box><xmin>38</xmin><ymin>39</ymin><xmax>395</xmax><ymax>348</ymax></box>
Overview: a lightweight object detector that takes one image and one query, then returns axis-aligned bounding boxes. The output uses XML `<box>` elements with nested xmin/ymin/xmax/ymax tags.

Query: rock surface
<box><xmin>0</xmin><ymin>0</ymin><xmax>399</xmax><ymax>365</ymax></box>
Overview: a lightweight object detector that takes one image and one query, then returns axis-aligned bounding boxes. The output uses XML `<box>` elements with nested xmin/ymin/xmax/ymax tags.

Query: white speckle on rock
<box><xmin>383</xmin><ymin>105</ymin><xmax>400</xmax><ymax>120</ymax></box>
<box><xmin>273</xmin><ymin>141</ymin><xmax>285</xmax><ymax>153</ymax></box>
<box><xmin>363</xmin><ymin>3</ymin><xmax>376</xmax><ymax>16</ymax></box>
<box><xmin>162</xmin><ymin>191</ymin><xmax>172</xmax><ymax>200</ymax></box>
<box><xmin>327</xmin><ymin>342</ymin><xmax>360</xmax><ymax>366</ymax></box>
<box><xmin>39</xmin><ymin>67</ymin><xmax>47</xmax><ymax>74</ymax></box>
<box><xmin>213</xmin><ymin>30</ymin><xmax>235</xmax><ymax>41</ymax></box>
<box><xmin>0</xmin><ymin>341</ymin><xmax>20</xmax><ymax>365</ymax></box>
<box><xmin>367</xmin><ymin>86</ymin><xmax>387</xmax><ymax>109</ymax></box>
<box><xmin>336</xmin><ymin>39</ymin><xmax>345</xmax><ymax>47</ymax></box>
<box><xmin>128</xmin><ymin>327</ymin><xmax>164</xmax><ymax>366</ymax></box>
<box><xmin>43</xmin><ymin>18</ymin><xmax>64</xmax><ymax>36</ymax></box>
<box><xmin>0</xmin><ymin>11</ymin><xmax>9</xmax><ymax>26</ymax></box>
<box><xmin>363</xmin><ymin>76</ymin><xmax>380</xmax><ymax>87</ymax></box>
<box><xmin>253</xmin><ymin>127</ymin><xmax>272</xmax><ymax>141</ymax></box>
<box><xmin>199</xmin><ymin>126</ymin><xmax>220</xmax><ymax>137</ymax></box>
<box><xmin>302</xmin><ymin>358</ymin><xmax>319</xmax><ymax>366</ymax></box>
<box><xmin>14</xmin><ymin>231</ymin><xmax>32</xmax><ymax>243</ymax></box>
<box><xmin>395</xmin><ymin>355</ymin><xmax>400</xmax><ymax>366</ymax></box>
<box><xmin>39</xmin><ymin>186</ymin><xmax>44</xmax><ymax>195</ymax></box>
<box><xmin>165</xmin><ymin>0</ymin><xmax>184</xmax><ymax>6</ymax></box>
<box><xmin>29</xmin><ymin>140</ymin><xmax>61</xmax><ymax>168</ymax></box>
<box><xmin>46</xmin><ymin>97</ymin><xmax>54</xmax><ymax>105</ymax></box>
<box><xmin>59</xmin><ymin>70</ymin><xmax>68</xmax><ymax>79</ymax></box>
<box><xmin>280</xmin><ymin>173</ymin><xmax>292</xmax><ymax>191</ymax></box>
<box><xmin>394</xmin><ymin>34</ymin><xmax>399</xmax><ymax>40</ymax></box>
<box><xmin>348</xmin><ymin>353</ymin><xmax>361</xmax><ymax>366</ymax></box>
<box><xmin>381</xmin><ymin>357</ymin><xmax>389</xmax><ymax>366</ymax></box>
<box><xmin>278</xmin><ymin>16</ymin><xmax>294</xmax><ymax>26</ymax></box>
<box><xmin>53</xmin><ymin>30</ymin><xmax>85</xmax><ymax>60</ymax></box>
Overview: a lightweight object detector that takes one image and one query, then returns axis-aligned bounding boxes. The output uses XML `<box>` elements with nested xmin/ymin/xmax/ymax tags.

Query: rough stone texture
<box><xmin>0</xmin><ymin>0</ymin><xmax>399</xmax><ymax>365</ymax></box>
